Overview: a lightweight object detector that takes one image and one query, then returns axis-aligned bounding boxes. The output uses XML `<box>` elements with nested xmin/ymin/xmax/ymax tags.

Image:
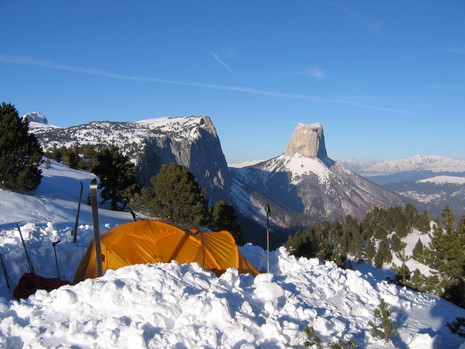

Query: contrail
<box><xmin>209</xmin><ymin>51</ymin><xmax>233</xmax><ymax>73</ymax></box>
<box><xmin>0</xmin><ymin>54</ymin><xmax>409</xmax><ymax>114</ymax></box>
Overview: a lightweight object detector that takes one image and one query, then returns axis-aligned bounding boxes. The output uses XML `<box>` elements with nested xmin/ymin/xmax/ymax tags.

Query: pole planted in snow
<box><xmin>16</xmin><ymin>224</ymin><xmax>35</xmax><ymax>274</ymax></box>
<box><xmin>266</xmin><ymin>204</ymin><xmax>271</xmax><ymax>274</ymax></box>
<box><xmin>72</xmin><ymin>180</ymin><xmax>83</xmax><ymax>243</ymax></box>
<box><xmin>52</xmin><ymin>240</ymin><xmax>61</xmax><ymax>279</ymax></box>
<box><xmin>0</xmin><ymin>254</ymin><xmax>10</xmax><ymax>290</ymax></box>
<box><xmin>90</xmin><ymin>179</ymin><xmax>103</xmax><ymax>277</ymax></box>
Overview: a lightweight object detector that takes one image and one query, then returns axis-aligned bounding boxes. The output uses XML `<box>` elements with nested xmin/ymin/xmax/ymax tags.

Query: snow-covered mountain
<box><xmin>337</xmin><ymin>155</ymin><xmax>465</xmax><ymax>218</ymax></box>
<box><xmin>21</xmin><ymin>111</ymin><xmax>48</xmax><ymax>126</ymax></box>
<box><xmin>29</xmin><ymin>115</ymin><xmax>231</xmax><ymax>202</ymax></box>
<box><xmin>338</xmin><ymin>155</ymin><xmax>465</xmax><ymax>177</ymax></box>
<box><xmin>29</xmin><ymin>113</ymin><xmax>445</xmax><ymax>242</ymax></box>
<box><xmin>230</xmin><ymin>123</ymin><xmax>411</xmax><ymax>245</ymax></box>
<box><xmin>0</xmin><ymin>160</ymin><xmax>463</xmax><ymax>348</ymax></box>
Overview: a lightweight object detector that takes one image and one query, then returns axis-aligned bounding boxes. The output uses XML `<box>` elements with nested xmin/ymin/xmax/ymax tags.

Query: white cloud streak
<box><xmin>302</xmin><ymin>67</ymin><xmax>326</xmax><ymax>80</ymax></box>
<box><xmin>209</xmin><ymin>51</ymin><xmax>233</xmax><ymax>73</ymax></box>
<box><xmin>0</xmin><ymin>54</ymin><xmax>409</xmax><ymax>114</ymax></box>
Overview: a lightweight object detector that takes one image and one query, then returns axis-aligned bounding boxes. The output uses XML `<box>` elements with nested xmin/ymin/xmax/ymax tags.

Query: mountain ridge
<box><xmin>26</xmin><ymin>113</ymin><xmax>448</xmax><ymax>242</ymax></box>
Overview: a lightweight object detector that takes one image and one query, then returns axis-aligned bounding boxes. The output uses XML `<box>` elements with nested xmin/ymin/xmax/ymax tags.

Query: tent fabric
<box><xmin>73</xmin><ymin>220</ymin><xmax>259</xmax><ymax>283</ymax></box>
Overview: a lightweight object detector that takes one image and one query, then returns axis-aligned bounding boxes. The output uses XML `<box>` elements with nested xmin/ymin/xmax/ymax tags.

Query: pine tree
<box><xmin>209</xmin><ymin>200</ymin><xmax>245</xmax><ymax>245</ymax></box>
<box><xmin>390</xmin><ymin>233</ymin><xmax>403</xmax><ymax>252</ymax></box>
<box><xmin>345</xmin><ymin>215</ymin><xmax>363</xmax><ymax>260</ymax></box>
<box><xmin>416</xmin><ymin>210</ymin><xmax>431</xmax><ymax>234</ymax></box>
<box><xmin>379</xmin><ymin>239</ymin><xmax>392</xmax><ymax>264</ymax></box>
<box><xmin>412</xmin><ymin>238</ymin><xmax>424</xmax><ymax>262</ymax></box>
<box><xmin>0</xmin><ymin>102</ymin><xmax>43</xmax><ymax>192</ymax></box>
<box><xmin>441</xmin><ymin>204</ymin><xmax>455</xmax><ymax>234</ymax></box>
<box><xmin>368</xmin><ymin>298</ymin><xmax>399</xmax><ymax>344</ymax></box>
<box><xmin>91</xmin><ymin>145</ymin><xmax>136</xmax><ymax>210</ymax></box>
<box><xmin>365</xmin><ymin>239</ymin><xmax>376</xmax><ymax>261</ymax></box>
<box><xmin>147</xmin><ymin>163</ymin><xmax>209</xmax><ymax>228</ymax></box>
<box><xmin>426</xmin><ymin>207</ymin><xmax>465</xmax><ymax>307</ymax></box>
<box><xmin>374</xmin><ymin>248</ymin><xmax>384</xmax><ymax>269</ymax></box>
<box><xmin>394</xmin><ymin>262</ymin><xmax>411</xmax><ymax>285</ymax></box>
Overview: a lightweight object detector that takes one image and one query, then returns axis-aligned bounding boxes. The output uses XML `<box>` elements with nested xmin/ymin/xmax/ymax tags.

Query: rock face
<box><xmin>22</xmin><ymin>112</ymin><xmax>48</xmax><ymax>125</ymax></box>
<box><xmin>31</xmin><ymin>115</ymin><xmax>231</xmax><ymax>203</ymax></box>
<box><xmin>135</xmin><ymin>116</ymin><xmax>231</xmax><ymax>201</ymax></box>
<box><xmin>285</xmin><ymin>123</ymin><xmax>327</xmax><ymax>159</ymax></box>
<box><xmin>229</xmin><ymin>122</ymin><xmax>411</xmax><ymax>245</ymax></box>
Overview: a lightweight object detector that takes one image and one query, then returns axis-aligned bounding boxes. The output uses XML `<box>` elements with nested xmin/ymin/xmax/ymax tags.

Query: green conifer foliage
<box><xmin>91</xmin><ymin>145</ymin><xmax>136</xmax><ymax>211</ymax></box>
<box><xmin>0</xmin><ymin>103</ymin><xmax>43</xmax><ymax>192</ymax></box>
<box><xmin>412</xmin><ymin>238</ymin><xmax>424</xmax><ymax>262</ymax></box>
<box><xmin>368</xmin><ymin>298</ymin><xmax>399</xmax><ymax>344</ymax></box>
<box><xmin>148</xmin><ymin>163</ymin><xmax>209</xmax><ymax>228</ymax></box>
<box><xmin>365</xmin><ymin>239</ymin><xmax>376</xmax><ymax>261</ymax></box>
<box><xmin>426</xmin><ymin>208</ymin><xmax>465</xmax><ymax>307</ymax></box>
<box><xmin>209</xmin><ymin>200</ymin><xmax>245</xmax><ymax>245</ymax></box>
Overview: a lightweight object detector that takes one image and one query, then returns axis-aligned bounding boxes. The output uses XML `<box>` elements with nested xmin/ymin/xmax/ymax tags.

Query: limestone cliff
<box><xmin>285</xmin><ymin>123</ymin><xmax>328</xmax><ymax>159</ymax></box>
<box><xmin>31</xmin><ymin>115</ymin><xmax>231</xmax><ymax>203</ymax></box>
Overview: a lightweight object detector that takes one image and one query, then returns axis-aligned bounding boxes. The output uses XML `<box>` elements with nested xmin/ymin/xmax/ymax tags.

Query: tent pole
<box><xmin>266</xmin><ymin>204</ymin><xmax>271</xmax><ymax>274</ymax></box>
<box><xmin>90</xmin><ymin>179</ymin><xmax>103</xmax><ymax>277</ymax></box>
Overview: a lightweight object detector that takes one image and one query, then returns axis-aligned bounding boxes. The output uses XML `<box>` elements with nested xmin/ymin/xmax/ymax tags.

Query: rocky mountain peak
<box><xmin>284</xmin><ymin>122</ymin><xmax>328</xmax><ymax>159</ymax></box>
<box><xmin>22</xmin><ymin>111</ymin><xmax>48</xmax><ymax>125</ymax></box>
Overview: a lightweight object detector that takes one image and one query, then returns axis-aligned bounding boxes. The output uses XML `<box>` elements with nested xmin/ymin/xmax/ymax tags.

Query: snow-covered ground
<box><xmin>0</xmin><ymin>161</ymin><xmax>464</xmax><ymax>348</ymax></box>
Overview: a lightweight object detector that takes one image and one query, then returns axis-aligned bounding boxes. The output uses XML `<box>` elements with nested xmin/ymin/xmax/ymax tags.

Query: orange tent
<box><xmin>74</xmin><ymin>220</ymin><xmax>259</xmax><ymax>283</ymax></box>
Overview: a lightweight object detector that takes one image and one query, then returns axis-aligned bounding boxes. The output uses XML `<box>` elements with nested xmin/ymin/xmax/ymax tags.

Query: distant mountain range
<box><xmin>26</xmin><ymin>112</ymin><xmax>464</xmax><ymax>244</ymax></box>
<box><xmin>336</xmin><ymin>156</ymin><xmax>465</xmax><ymax>220</ymax></box>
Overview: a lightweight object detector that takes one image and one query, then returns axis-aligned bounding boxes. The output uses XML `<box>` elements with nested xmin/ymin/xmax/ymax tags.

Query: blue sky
<box><xmin>1</xmin><ymin>1</ymin><xmax>464</xmax><ymax>163</ymax></box>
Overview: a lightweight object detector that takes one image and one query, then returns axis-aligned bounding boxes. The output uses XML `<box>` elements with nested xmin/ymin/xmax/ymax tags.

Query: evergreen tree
<box><xmin>365</xmin><ymin>239</ymin><xmax>376</xmax><ymax>261</ymax></box>
<box><xmin>91</xmin><ymin>145</ymin><xmax>137</xmax><ymax>210</ymax></box>
<box><xmin>374</xmin><ymin>248</ymin><xmax>384</xmax><ymax>269</ymax></box>
<box><xmin>426</xmin><ymin>207</ymin><xmax>465</xmax><ymax>307</ymax></box>
<box><xmin>345</xmin><ymin>215</ymin><xmax>363</xmax><ymax>260</ymax></box>
<box><xmin>147</xmin><ymin>163</ymin><xmax>209</xmax><ymax>228</ymax></box>
<box><xmin>368</xmin><ymin>298</ymin><xmax>399</xmax><ymax>344</ymax></box>
<box><xmin>0</xmin><ymin>102</ymin><xmax>43</xmax><ymax>192</ymax></box>
<box><xmin>409</xmin><ymin>268</ymin><xmax>428</xmax><ymax>292</ymax></box>
<box><xmin>416</xmin><ymin>210</ymin><xmax>431</xmax><ymax>234</ymax></box>
<box><xmin>412</xmin><ymin>238</ymin><xmax>424</xmax><ymax>262</ymax></box>
<box><xmin>379</xmin><ymin>239</ymin><xmax>392</xmax><ymax>264</ymax></box>
<box><xmin>441</xmin><ymin>204</ymin><xmax>455</xmax><ymax>234</ymax></box>
<box><xmin>209</xmin><ymin>200</ymin><xmax>245</xmax><ymax>245</ymax></box>
<box><xmin>390</xmin><ymin>233</ymin><xmax>403</xmax><ymax>252</ymax></box>
<box><xmin>394</xmin><ymin>262</ymin><xmax>411</xmax><ymax>286</ymax></box>
<box><xmin>63</xmin><ymin>148</ymin><xmax>81</xmax><ymax>169</ymax></box>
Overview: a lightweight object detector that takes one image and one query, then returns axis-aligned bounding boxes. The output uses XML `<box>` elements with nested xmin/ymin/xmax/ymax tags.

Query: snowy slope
<box><xmin>418</xmin><ymin>176</ymin><xmax>465</xmax><ymax>185</ymax></box>
<box><xmin>0</xmin><ymin>162</ymin><xmax>464</xmax><ymax>348</ymax></box>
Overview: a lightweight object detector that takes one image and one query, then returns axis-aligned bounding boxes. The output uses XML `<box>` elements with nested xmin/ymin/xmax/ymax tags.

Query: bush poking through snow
<box><xmin>447</xmin><ymin>317</ymin><xmax>465</xmax><ymax>338</ymax></box>
<box><xmin>304</xmin><ymin>326</ymin><xmax>323</xmax><ymax>348</ymax></box>
<box><xmin>368</xmin><ymin>298</ymin><xmax>399</xmax><ymax>344</ymax></box>
<box><xmin>303</xmin><ymin>326</ymin><xmax>356</xmax><ymax>348</ymax></box>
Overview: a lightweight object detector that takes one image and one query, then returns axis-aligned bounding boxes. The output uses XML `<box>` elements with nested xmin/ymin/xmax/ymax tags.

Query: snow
<box><xmin>136</xmin><ymin>116</ymin><xmax>209</xmax><ymax>141</ymax></box>
<box><xmin>228</xmin><ymin>160</ymin><xmax>265</xmax><ymax>168</ymax></box>
<box><xmin>0</xmin><ymin>161</ymin><xmax>464</xmax><ymax>348</ymax></box>
<box><xmin>417</xmin><ymin>175</ymin><xmax>465</xmax><ymax>185</ymax></box>
<box><xmin>260</xmin><ymin>153</ymin><xmax>332</xmax><ymax>185</ymax></box>
<box><xmin>339</xmin><ymin>155</ymin><xmax>465</xmax><ymax>176</ymax></box>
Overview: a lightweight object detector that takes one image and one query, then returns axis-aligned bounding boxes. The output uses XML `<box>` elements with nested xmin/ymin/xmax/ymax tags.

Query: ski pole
<box><xmin>73</xmin><ymin>180</ymin><xmax>83</xmax><ymax>243</ymax></box>
<box><xmin>52</xmin><ymin>240</ymin><xmax>61</xmax><ymax>279</ymax></box>
<box><xmin>0</xmin><ymin>254</ymin><xmax>10</xmax><ymax>290</ymax></box>
<box><xmin>90</xmin><ymin>179</ymin><xmax>103</xmax><ymax>277</ymax></box>
<box><xmin>265</xmin><ymin>204</ymin><xmax>271</xmax><ymax>274</ymax></box>
<box><xmin>16</xmin><ymin>224</ymin><xmax>35</xmax><ymax>274</ymax></box>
